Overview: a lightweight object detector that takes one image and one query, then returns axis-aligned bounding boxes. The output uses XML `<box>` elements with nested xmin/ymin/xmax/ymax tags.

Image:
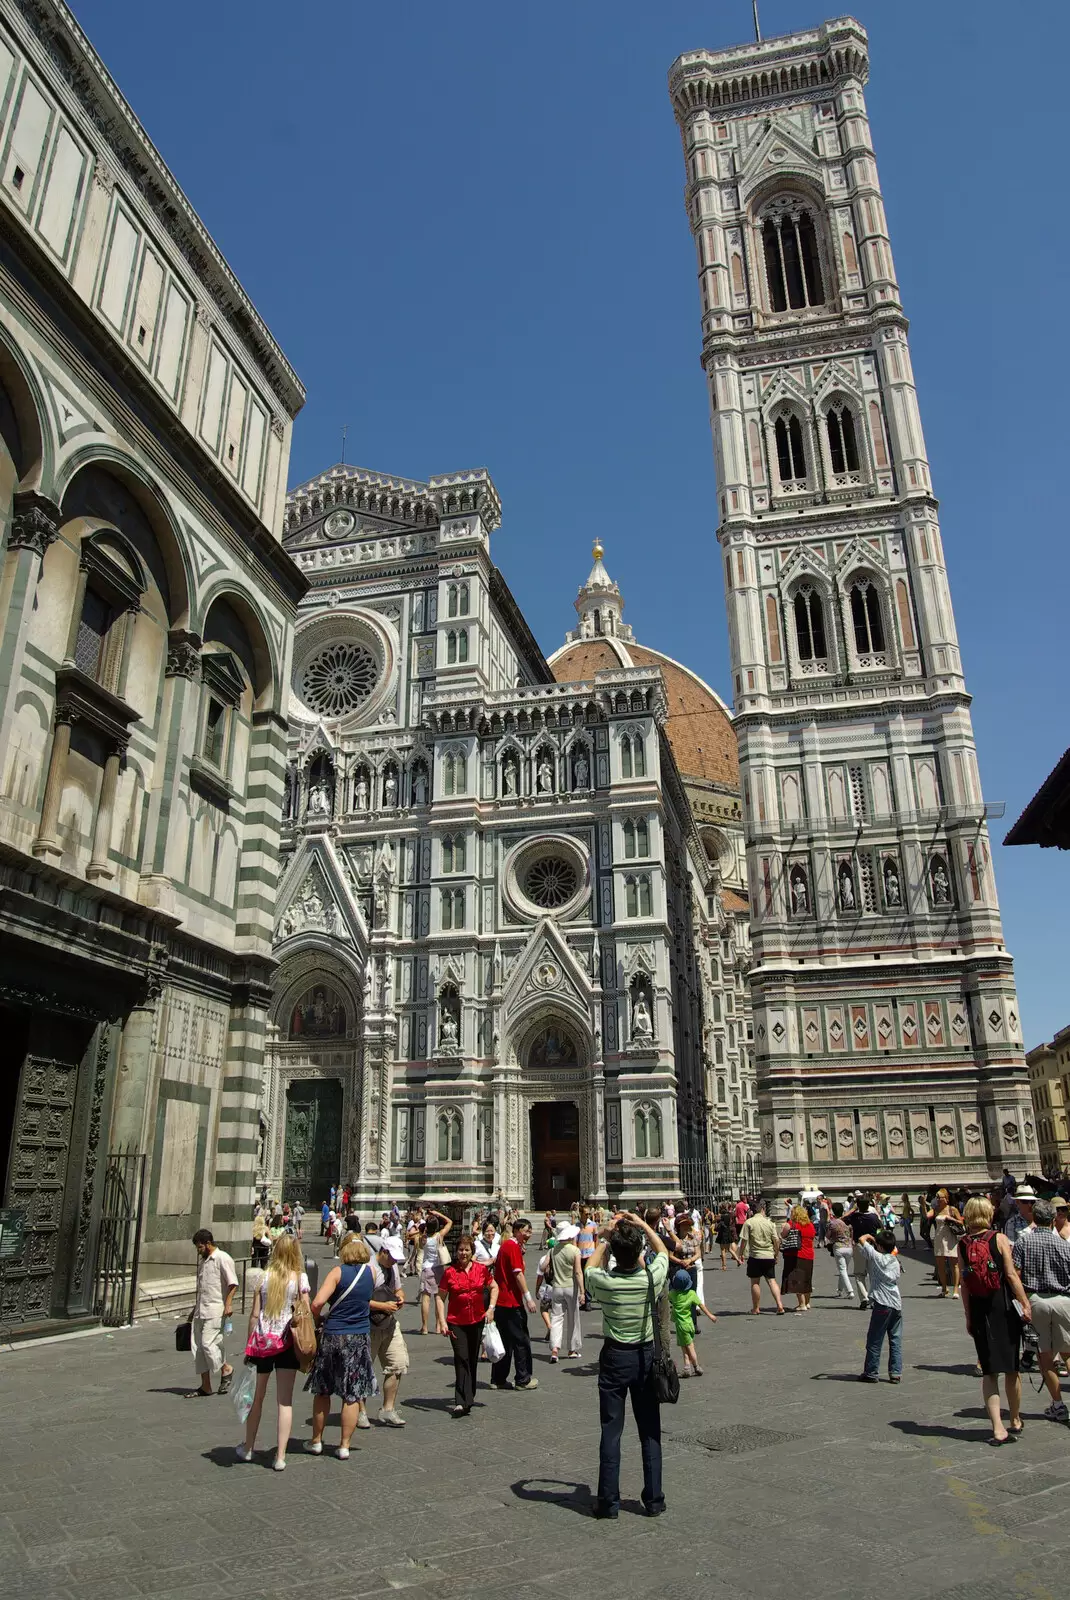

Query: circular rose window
<box><xmin>524</xmin><ymin>857</ymin><xmax>578</xmax><ymax>909</ymax></box>
<box><xmin>502</xmin><ymin>834</ymin><xmax>591</xmax><ymax>922</ymax></box>
<box><xmin>298</xmin><ymin>642</ymin><xmax>378</xmax><ymax>717</ymax></box>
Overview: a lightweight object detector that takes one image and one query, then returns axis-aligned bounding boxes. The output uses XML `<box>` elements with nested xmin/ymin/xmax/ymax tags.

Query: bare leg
<box><xmin>982</xmin><ymin>1374</ymin><xmax>1007</xmax><ymax>1440</ymax></box>
<box><xmin>243</xmin><ymin>1370</ymin><xmax>271</xmax><ymax>1451</ymax></box>
<box><xmin>1038</xmin><ymin>1352</ymin><xmax>1063</xmax><ymax>1405</ymax></box>
<box><xmin>951</xmin><ymin>1258</ymin><xmax>961</xmax><ymax>1296</ymax></box>
<box><xmin>310</xmin><ymin>1393</ymin><xmax>330</xmax><ymax>1446</ymax></box>
<box><xmin>274</xmin><ymin>1368</ymin><xmax>297</xmax><ymax>1463</ymax></box>
<box><xmin>769</xmin><ymin>1277</ymin><xmax>785</xmax><ymax>1312</ymax></box>
<box><xmin>720</xmin><ymin>1248</ymin><xmax>727</xmax><ymax>1271</ymax></box>
<box><xmin>340</xmin><ymin>1400</ymin><xmax>360</xmax><ymax>1449</ymax></box>
<box><xmin>382</xmin><ymin>1371</ymin><xmax>400</xmax><ymax>1411</ymax></box>
<box><xmin>936</xmin><ymin>1257</ymin><xmax>948</xmax><ymax>1294</ymax></box>
<box><xmin>750</xmin><ymin>1277</ymin><xmax>761</xmax><ymax>1314</ymax></box>
<box><xmin>1005</xmin><ymin>1373</ymin><xmax>1022</xmax><ymax>1428</ymax></box>
<box><xmin>436</xmin><ymin>1296</ymin><xmax>449</xmax><ymax>1335</ymax></box>
<box><xmin>420</xmin><ymin>1291</ymin><xmax>430</xmax><ymax>1333</ymax></box>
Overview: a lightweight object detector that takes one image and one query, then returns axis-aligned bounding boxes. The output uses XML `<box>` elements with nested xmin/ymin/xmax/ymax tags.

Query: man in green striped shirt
<box><xmin>584</xmin><ymin>1212</ymin><xmax>669</xmax><ymax>1518</ymax></box>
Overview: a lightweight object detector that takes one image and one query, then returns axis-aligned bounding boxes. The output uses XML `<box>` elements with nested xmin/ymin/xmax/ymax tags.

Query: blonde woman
<box><xmin>958</xmin><ymin>1196</ymin><xmax>1032</xmax><ymax>1444</ymax></box>
<box><xmin>236</xmin><ymin>1234</ymin><xmax>310</xmax><ymax>1469</ymax></box>
<box><xmin>926</xmin><ymin>1188</ymin><xmax>965</xmax><ymax>1297</ymax></box>
<box><xmin>306</xmin><ymin>1234</ymin><xmax>388</xmax><ymax>1458</ymax></box>
<box><xmin>781</xmin><ymin>1204</ymin><xmax>817</xmax><ymax>1311</ymax></box>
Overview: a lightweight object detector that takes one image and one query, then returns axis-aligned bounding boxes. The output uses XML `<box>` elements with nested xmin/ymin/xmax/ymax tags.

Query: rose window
<box><xmin>299</xmin><ymin>642</ymin><xmax>378</xmax><ymax>717</ymax></box>
<box><xmin>524</xmin><ymin>856</ymin><xmax>578</xmax><ymax>909</ymax></box>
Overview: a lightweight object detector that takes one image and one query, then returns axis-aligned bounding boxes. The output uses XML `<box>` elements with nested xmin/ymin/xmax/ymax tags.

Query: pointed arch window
<box><xmin>774</xmin><ymin>414</ymin><xmax>807</xmax><ymax>484</ymax></box>
<box><xmin>849</xmin><ymin>579</ymin><xmax>885</xmax><ymax>654</ymax></box>
<box><xmin>437</xmin><ymin>1108</ymin><xmax>463</xmax><ymax>1163</ymax></box>
<box><xmin>459</xmin><ymin>582</ymin><xmax>470</xmax><ymax>614</ymax></box>
<box><xmin>458</xmin><ymin>629</ymin><xmax>469</xmax><ymax>663</ymax></box>
<box><xmin>636</xmin><ymin>819</ymin><xmax>649</xmax><ymax>857</ymax></box>
<box><xmin>793</xmin><ymin>587</ymin><xmax>827</xmax><ymax>661</ymax></box>
<box><xmin>633</xmin><ymin>733</ymin><xmax>646</xmax><ymax>778</ymax></box>
<box><xmin>762</xmin><ymin>206</ymin><xmax>825</xmax><ymax>312</ymax></box>
<box><xmin>621</xmin><ymin>735</ymin><xmax>633</xmax><ymax>779</ymax></box>
<box><xmin>447</xmin><ymin>584</ymin><xmax>458</xmax><ymax>618</ymax></box>
<box><xmin>826</xmin><ymin>403</ymin><xmax>860</xmax><ymax>474</ymax></box>
<box><xmin>447</xmin><ymin>630</ymin><xmax>457</xmax><ymax>664</ymax></box>
<box><xmin>624</xmin><ymin>820</ymin><xmax>636</xmax><ymax>858</ymax></box>
<box><xmin>442</xmin><ymin>834</ymin><xmax>465</xmax><ymax>874</ymax></box>
<box><xmin>634</xmin><ymin>1106</ymin><xmax>648</xmax><ymax>1158</ymax></box>
<box><xmin>443</xmin><ymin>751</ymin><xmax>466</xmax><ymax>796</ymax></box>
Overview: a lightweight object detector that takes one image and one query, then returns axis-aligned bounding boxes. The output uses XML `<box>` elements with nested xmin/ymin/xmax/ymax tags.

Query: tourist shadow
<box><xmin>400</xmin><ymin>1395</ymin><xmax>464</xmax><ymax>1413</ymax></box>
<box><xmin>147</xmin><ymin>1386</ymin><xmax>204</xmax><ymax>1397</ymax></box>
<box><xmin>810</xmin><ymin>1372</ymin><xmax>867</xmax><ymax>1382</ymax></box>
<box><xmin>511</xmin><ymin>1478</ymin><xmax>594</xmax><ymax>1517</ymax></box>
<box><xmin>889</xmin><ymin>1419</ymin><xmax>990</xmax><ymax>1444</ymax></box>
<box><xmin>561</xmin><ymin>1362</ymin><xmax>600</xmax><ymax>1377</ymax></box>
<box><xmin>913</xmin><ymin>1362</ymin><xmax>979</xmax><ymax>1377</ymax></box>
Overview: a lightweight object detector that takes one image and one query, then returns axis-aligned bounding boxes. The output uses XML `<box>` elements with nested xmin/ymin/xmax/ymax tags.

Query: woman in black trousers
<box><xmin>437</xmin><ymin>1235</ymin><xmax>499</xmax><ymax>1416</ymax></box>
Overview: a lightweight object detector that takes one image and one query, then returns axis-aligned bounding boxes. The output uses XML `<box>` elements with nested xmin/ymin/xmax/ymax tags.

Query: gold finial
<box><xmin>592</xmin><ymin>540</ymin><xmax>604</xmax><ymax>560</ymax></box>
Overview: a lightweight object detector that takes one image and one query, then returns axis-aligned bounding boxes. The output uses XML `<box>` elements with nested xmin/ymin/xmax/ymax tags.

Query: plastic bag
<box><xmin>482</xmin><ymin>1320</ymin><xmax>505</xmax><ymax>1364</ymax></box>
<box><xmin>232</xmin><ymin>1363</ymin><xmax>258</xmax><ymax>1426</ymax></box>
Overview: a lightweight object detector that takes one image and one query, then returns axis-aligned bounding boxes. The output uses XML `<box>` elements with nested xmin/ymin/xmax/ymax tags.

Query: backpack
<box><xmin>959</xmin><ymin>1229</ymin><xmax>1002</xmax><ymax>1295</ymax></box>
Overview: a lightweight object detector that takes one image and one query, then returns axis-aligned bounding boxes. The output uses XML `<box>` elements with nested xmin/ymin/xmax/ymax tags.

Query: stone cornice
<box><xmin>10</xmin><ymin>0</ymin><xmax>304</xmax><ymax>415</ymax></box>
<box><xmin>285</xmin><ymin>465</ymin><xmax>504</xmax><ymax>539</ymax></box>
<box><xmin>669</xmin><ymin>17</ymin><xmax>869</xmax><ymax>125</ymax></box>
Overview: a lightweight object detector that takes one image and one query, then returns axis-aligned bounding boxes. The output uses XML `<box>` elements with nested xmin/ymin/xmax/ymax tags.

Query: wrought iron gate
<box><xmin>93</xmin><ymin>1148</ymin><xmax>146</xmax><ymax>1325</ymax></box>
<box><xmin>679</xmin><ymin>1151</ymin><xmax>764</xmax><ymax>1210</ymax></box>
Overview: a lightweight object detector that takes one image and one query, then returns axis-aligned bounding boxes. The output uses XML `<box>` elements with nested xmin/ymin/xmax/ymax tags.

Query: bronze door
<box><xmin>529</xmin><ymin>1102</ymin><xmax>581</xmax><ymax>1211</ymax></box>
<box><xmin>283</xmin><ymin>1080</ymin><xmax>343</xmax><ymax>1208</ymax></box>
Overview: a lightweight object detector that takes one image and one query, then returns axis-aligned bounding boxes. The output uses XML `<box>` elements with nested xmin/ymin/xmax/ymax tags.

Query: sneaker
<box><xmin>355</xmin><ymin>1413</ymin><xmax>372</xmax><ymax>1429</ymax></box>
<box><xmin>272</xmin><ymin>1457</ymin><xmax>286</xmax><ymax>1472</ymax></box>
<box><xmin>693</xmin><ymin>1366</ymin><xmax>704</xmax><ymax>1377</ymax></box>
<box><xmin>1042</xmin><ymin>1401</ymin><xmax>1069</xmax><ymax>1423</ymax></box>
<box><xmin>515</xmin><ymin>1378</ymin><xmax>539</xmax><ymax>1390</ymax></box>
<box><xmin>235</xmin><ymin>1444</ymin><xmax>253</xmax><ymax>1462</ymax></box>
<box><xmin>889</xmin><ymin>1375</ymin><xmax>901</xmax><ymax>1384</ymax></box>
<box><xmin>378</xmin><ymin>1409</ymin><xmax>406</xmax><ymax>1427</ymax></box>
<box><xmin>549</xmin><ymin>1353</ymin><xmax>559</xmax><ymax>1363</ymax></box>
<box><xmin>305</xmin><ymin>1440</ymin><xmax>323</xmax><ymax>1454</ymax></box>
<box><xmin>681</xmin><ymin>1368</ymin><xmax>691</xmax><ymax>1378</ymax></box>
<box><xmin>336</xmin><ymin>1446</ymin><xmax>350</xmax><ymax>1460</ymax></box>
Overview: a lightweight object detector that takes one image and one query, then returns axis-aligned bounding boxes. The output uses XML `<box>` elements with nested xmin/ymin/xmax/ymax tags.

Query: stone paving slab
<box><xmin>2</xmin><ymin>1244</ymin><xmax>1069</xmax><ymax>1599</ymax></box>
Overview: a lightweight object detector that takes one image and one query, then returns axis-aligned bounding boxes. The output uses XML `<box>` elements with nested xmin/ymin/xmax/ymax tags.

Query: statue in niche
<box><xmin>631</xmin><ymin>990</ymin><xmax>653</xmax><ymax>1043</ymax></box>
<box><xmin>884</xmin><ymin>860</ymin><xmax>901</xmax><ymax>906</ymax></box>
<box><xmin>838</xmin><ymin>866</ymin><xmax>855</xmax><ymax>911</ymax></box>
<box><xmin>537</xmin><ymin>754</ymin><xmax>554</xmax><ymax>794</ymax></box>
<box><xmin>354</xmin><ymin>770</ymin><xmax>369</xmax><ymax>810</ymax></box>
<box><xmin>373</xmin><ymin>877</ymin><xmax>389</xmax><ymax>921</ymax></box>
<box><xmin>502</xmin><ymin>758</ymin><xmax>518</xmax><ymax>797</ymax></box>
<box><xmin>439</xmin><ymin>991</ymin><xmax>460</xmax><ymax>1054</ymax></box>
<box><xmin>412</xmin><ymin>766</ymin><xmax>428</xmax><ymax>805</ymax></box>
<box><xmin>308</xmin><ymin>779</ymin><xmax>332</xmax><ymax>818</ymax></box>
<box><xmin>931</xmin><ymin>859</ymin><xmax>951</xmax><ymax>905</ymax></box>
<box><xmin>790</xmin><ymin>868</ymin><xmax>809</xmax><ymax>915</ymax></box>
<box><xmin>573</xmin><ymin>748</ymin><xmax>589</xmax><ymax>789</ymax></box>
<box><xmin>383</xmin><ymin>770</ymin><xmax>398</xmax><ymax>807</ymax></box>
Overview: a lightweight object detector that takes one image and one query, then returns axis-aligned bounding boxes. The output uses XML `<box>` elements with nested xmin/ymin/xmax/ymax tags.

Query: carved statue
<box><xmin>839</xmin><ymin>868</ymin><xmax>855</xmax><ymax>910</ymax></box>
<box><xmin>632</xmin><ymin>992</ymin><xmax>653</xmax><ymax>1043</ymax></box>
<box><xmin>574</xmin><ymin>749</ymin><xmax>589</xmax><ymax>789</ymax></box>
<box><xmin>931</xmin><ymin>861</ymin><xmax>951</xmax><ymax>905</ymax></box>
<box><xmin>384</xmin><ymin>770</ymin><xmax>398</xmax><ymax>807</ymax></box>
<box><xmin>884</xmin><ymin>862</ymin><xmax>901</xmax><ymax>906</ymax></box>
<box><xmin>354</xmin><ymin>772</ymin><xmax>369</xmax><ymax>810</ymax></box>
<box><xmin>412</xmin><ymin>767</ymin><xmax>428</xmax><ymax>805</ymax></box>
<box><xmin>503</xmin><ymin>758</ymin><xmax>518</xmax><ymax>797</ymax></box>
<box><xmin>440</xmin><ymin>1007</ymin><xmax>459</xmax><ymax>1051</ymax></box>
<box><xmin>537</xmin><ymin>755</ymin><xmax>554</xmax><ymax>794</ymax></box>
<box><xmin>308</xmin><ymin>780</ymin><xmax>332</xmax><ymax>818</ymax></box>
<box><xmin>791</xmin><ymin>872</ymin><xmax>809</xmax><ymax>915</ymax></box>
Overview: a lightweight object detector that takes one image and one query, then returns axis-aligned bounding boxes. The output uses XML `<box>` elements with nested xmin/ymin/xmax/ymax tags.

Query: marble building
<box><xmin>0</xmin><ymin>1</ymin><xmax>304</xmax><ymax>1326</ymax></box>
<box><xmin>264</xmin><ymin>468</ymin><xmax>758</xmax><ymax>1212</ymax></box>
<box><xmin>668</xmin><ymin>17</ymin><xmax>1034</xmax><ymax>1195</ymax></box>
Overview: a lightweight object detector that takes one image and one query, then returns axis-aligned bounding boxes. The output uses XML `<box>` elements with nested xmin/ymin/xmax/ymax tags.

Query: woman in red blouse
<box><xmin>781</xmin><ymin>1204</ymin><xmax>817</xmax><ymax>1312</ymax></box>
<box><xmin>437</xmin><ymin>1234</ymin><xmax>500</xmax><ymax>1416</ymax></box>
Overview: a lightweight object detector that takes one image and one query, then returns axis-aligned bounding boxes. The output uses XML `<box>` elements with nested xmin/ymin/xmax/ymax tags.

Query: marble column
<box><xmin>33</xmin><ymin>711</ymin><xmax>73</xmax><ymax>859</ymax></box>
<box><xmin>87</xmin><ymin>745</ymin><xmax>122</xmax><ymax>881</ymax></box>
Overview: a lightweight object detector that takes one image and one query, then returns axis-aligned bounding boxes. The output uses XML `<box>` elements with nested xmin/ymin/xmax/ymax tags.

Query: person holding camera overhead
<box><xmin>583</xmin><ymin>1211</ymin><xmax>669</xmax><ymax>1520</ymax></box>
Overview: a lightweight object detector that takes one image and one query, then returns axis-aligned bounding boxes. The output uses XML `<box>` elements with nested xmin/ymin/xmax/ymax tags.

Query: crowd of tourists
<box><xmin>180</xmin><ymin>1169</ymin><xmax>1070</xmax><ymax>1506</ymax></box>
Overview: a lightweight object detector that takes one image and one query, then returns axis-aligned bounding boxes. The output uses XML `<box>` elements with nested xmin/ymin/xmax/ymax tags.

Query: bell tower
<box><xmin>668</xmin><ymin>18</ymin><xmax>1034</xmax><ymax>1194</ymax></box>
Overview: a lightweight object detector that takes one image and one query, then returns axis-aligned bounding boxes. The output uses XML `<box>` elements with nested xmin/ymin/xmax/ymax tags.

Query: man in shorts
<box><xmin>738</xmin><ymin>1201</ymin><xmax>785</xmax><ymax>1315</ymax></box>
<box><xmin>1012</xmin><ymin>1198</ymin><xmax>1070</xmax><ymax>1423</ymax></box>
<box><xmin>368</xmin><ymin>1233</ymin><xmax>410</xmax><ymax>1426</ymax></box>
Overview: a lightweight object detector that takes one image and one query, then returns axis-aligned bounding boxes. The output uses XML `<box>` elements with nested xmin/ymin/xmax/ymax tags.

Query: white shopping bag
<box><xmin>482</xmin><ymin>1320</ymin><xmax>505</xmax><ymax>1363</ymax></box>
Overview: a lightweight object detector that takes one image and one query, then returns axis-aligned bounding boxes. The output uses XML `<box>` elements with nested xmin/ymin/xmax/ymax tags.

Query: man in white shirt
<box><xmin>367</xmin><ymin>1234</ymin><xmax>409</xmax><ymax>1426</ymax></box>
<box><xmin>187</xmin><ymin>1228</ymin><xmax>238</xmax><ymax>1398</ymax></box>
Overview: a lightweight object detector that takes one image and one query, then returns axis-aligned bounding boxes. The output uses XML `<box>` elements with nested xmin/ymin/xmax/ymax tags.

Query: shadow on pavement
<box><xmin>511</xmin><ymin>1478</ymin><xmax>594</xmax><ymax>1517</ymax></box>
<box><xmin>913</xmin><ymin>1362</ymin><xmax>979</xmax><ymax>1376</ymax></box>
<box><xmin>889</xmin><ymin>1419</ymin><xmax>990</xmax><ymax>1443</ymax></box>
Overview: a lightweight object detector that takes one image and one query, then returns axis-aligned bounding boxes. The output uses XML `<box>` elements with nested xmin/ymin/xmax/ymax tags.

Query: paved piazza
<box><xmin>2</xmin><ymin>1241</ymin><xmax>1068</xmax><ymax>1600</ymax></box>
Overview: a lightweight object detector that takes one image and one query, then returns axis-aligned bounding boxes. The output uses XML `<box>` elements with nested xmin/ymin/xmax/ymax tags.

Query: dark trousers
<box><xmin>491</xmin><ymin>1304</ymin><xmax>532</xmax><ymax>1386</ymax></box>
<box><xmin>449</xmin><ymin>1319</ymin><xmax>483</xmax><ymax>1409</ymax></box>
<box><xmin>597</xmin><ymin>1339</ymin><xmax>663</xmax><ymax>1511</ymax></box>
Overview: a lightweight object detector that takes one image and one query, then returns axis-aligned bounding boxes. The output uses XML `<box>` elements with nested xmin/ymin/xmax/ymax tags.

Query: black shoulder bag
<box><xmin>644</xmin><ymin>1263</ymin><xmax>680</xmax><ymax>1405</ymax></box>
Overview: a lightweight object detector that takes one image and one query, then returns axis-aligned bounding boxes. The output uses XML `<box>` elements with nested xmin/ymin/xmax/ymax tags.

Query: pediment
<box><xmin>812</xmin><ymin>360</ymin><xmax>863</xmax><ymax>404</ymax></box>
<box><xmin>273</xmin><ymin>836</ymin><xmax>367</xmax><ymax>950</ymax></box>
<box><xmin>778</xmin><ymin>544</ymin><xmax>830</xmax><ymax>587</ymax></box>
<box><xmin>501</xmin><ymin>918</ymin><xmax>592</xmax><ymax>1025</ymax></box>
<box><xmin>759</xmin><ymin>368</ymin><xmax>808</xmax><ymax>414</ymax></box>
<box><xmin>739</xmin><ymin>116</ymin><xmax>824</xmax><ymax>204</ymax></box>
<box><xmin>833</xmin><ymin>536</ymin><xmax>888</xmax><ymax>579</ymax></box>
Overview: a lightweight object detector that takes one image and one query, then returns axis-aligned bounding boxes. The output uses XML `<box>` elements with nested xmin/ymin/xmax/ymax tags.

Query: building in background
<box><xmin>0</xmin><ymin>0</ymin><xmax>304</xmax><ymax>1329</ymax></box>
<box><xmin>1025</xmin><ymin>1033</ymin><xmax>1070</xmax><ymax>1180</ymax></box>
<box><xmin>263</xmin><ymin>470</ymin><xmax>757</xmax><ymax>1212</ymax></box>
<box><xmin>668</xmin><ymin>17</ymin><xmax>1034</xmax><ymax>1196</ymax></box>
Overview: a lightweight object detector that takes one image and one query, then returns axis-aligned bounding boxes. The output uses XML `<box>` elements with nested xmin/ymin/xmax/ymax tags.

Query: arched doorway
<box><xmin>283</xmin><ymin>1078</ymin><xmax>343</xmax><ymax>1207</ymax></box>
<box><xmin>521</xmin><ymin>1020</ymin><xmax>585</xmax><ymax>1209</ymax></box>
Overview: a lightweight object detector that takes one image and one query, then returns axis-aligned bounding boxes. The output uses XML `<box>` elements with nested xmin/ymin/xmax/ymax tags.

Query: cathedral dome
<box><xmin>547</xmin><ymin>545</ymin><xmax>738</xmax><ymax>790</ymax></box>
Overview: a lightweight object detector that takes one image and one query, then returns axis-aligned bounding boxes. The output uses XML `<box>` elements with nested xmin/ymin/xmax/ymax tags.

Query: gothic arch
<box><xmin>270</xmin><ymin>944</ymin><xmax>364</xmax><ymax>1039</ymax></box>
<box><xmin>508</xmin><ymin>1004</ymin><xmax>592</xmax><ymax>1071</ymax></box>
<box><xmin>198</xmin><ymin>583</ymin><xmax>277</xmax><ymax>710</ymax></box>
<box><xmin>0</xmin><ymin>331</ymin><xmax>49</xmax><ymax>490</ymax></box>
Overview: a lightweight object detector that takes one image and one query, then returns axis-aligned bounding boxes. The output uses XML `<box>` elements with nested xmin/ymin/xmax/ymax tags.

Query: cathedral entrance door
<box><xmin>283</xmin><ymin>1080</ymin><xmax>343</xmax><ymax>1208</ymax></box>
<box><xmin>529</xmin><ymin>1102</ymin><xmax>580</xmax><ymax>1211</ymax></box>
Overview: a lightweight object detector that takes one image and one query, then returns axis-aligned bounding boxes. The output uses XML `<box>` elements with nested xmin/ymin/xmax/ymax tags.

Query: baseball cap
<box><xmin>369</xmin><ymin>1233</ymin><xmax>405</xmax><ymax>1261</ymax></box>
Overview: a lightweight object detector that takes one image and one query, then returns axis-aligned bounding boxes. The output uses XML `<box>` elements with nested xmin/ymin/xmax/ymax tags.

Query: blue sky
<box><xmin>75</xmin><ymin>1</ymin><xmax>1069</xmax><ymax>1045</ymax></box>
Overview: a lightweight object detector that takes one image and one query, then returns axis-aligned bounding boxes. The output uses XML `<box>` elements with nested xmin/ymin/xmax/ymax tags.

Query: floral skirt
<box><xmin>303</xmin><ymin>1332</ymin><xmax>379</xmax><ymax>1405</ymax></box>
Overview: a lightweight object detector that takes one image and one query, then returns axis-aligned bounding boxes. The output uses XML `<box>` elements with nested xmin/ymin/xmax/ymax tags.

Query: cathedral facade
<box><xmin>264</xmin><ymin>466</ymin><xmax>759</xmax><ymax>1212</ymax></box>
<box><xmin>668</xmin><ymin>18</ymin><xmax>1034</xmax><ymax>1195</ymax></box>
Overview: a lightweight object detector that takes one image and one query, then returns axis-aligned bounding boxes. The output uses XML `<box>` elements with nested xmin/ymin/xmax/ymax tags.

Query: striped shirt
<box><xmin>585</xmin><ymin>1252</ymin><xmax>668</xmax><ymax>1344</ymax></box>
<box><xmin>1012</xmin><ymin>1227</ymin><xmax>1070</xmax><ymax>1297</ymax></box>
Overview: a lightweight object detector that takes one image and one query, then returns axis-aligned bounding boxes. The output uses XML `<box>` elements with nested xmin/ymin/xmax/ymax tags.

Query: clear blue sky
<box><xmin>74</xmin><ymin>0</ymin><xmax>1069</xmax><ymax>1046</ymax></box>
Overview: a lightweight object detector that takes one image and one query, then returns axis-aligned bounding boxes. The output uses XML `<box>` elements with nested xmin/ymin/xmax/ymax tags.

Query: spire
<box><xmin>566</xmin><ymin>541</ymin><xmax>633</xmax><ymax>644</ymax></box>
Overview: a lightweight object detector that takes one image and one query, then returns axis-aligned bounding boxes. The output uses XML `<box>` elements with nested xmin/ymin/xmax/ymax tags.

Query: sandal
<box><xmin>218</xmin><ymin>1373</ymin><xmax>232</xmax><ymax>1395</ymax></box>
<box><xmin>184</xmin><ymin>1388</ymin><xmax>212</xmax><ymax>1399</ymax></box>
